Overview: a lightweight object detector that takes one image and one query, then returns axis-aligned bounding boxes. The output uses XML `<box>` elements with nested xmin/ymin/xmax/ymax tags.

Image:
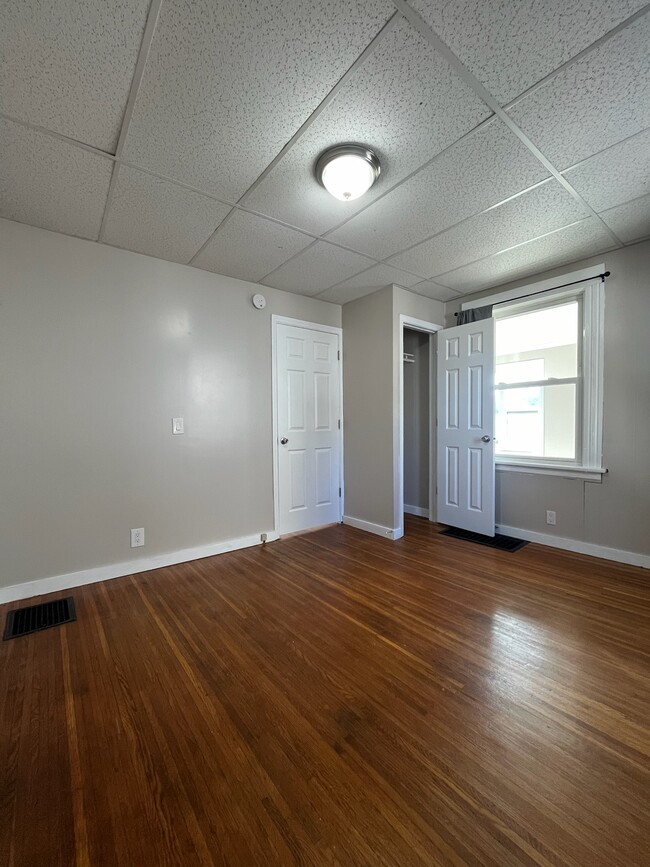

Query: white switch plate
<box><xmin>172</xmin><ymin>417</ymin><xmax>184</xmax><ymax>435</ymax></box>
<box><xmin>546</xmin><ymin>510</ymin><xmax>556</xmax><ymax>526</ymax></box>
<box><xmin>131</xmin><ymin>527</ymin><xmax>145</xmax><ymax>548</ymax></box>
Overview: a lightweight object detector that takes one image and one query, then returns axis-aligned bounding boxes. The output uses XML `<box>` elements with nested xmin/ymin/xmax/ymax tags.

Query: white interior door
<box><xmin>437</xmin><ymin>318</ymin><xmax>495</xmax><ymax>536</ymax></box>
<box><xmin>276</xmin><ymin>323</ymin><xmax>342</xmax><ymax>535</ymax></box>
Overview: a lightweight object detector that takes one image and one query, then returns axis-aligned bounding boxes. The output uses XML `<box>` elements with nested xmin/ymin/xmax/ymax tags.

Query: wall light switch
<box><xmin>172</xmin><ymin>417</ymin><xmax>184</xmax><ymax>435</ymax></box>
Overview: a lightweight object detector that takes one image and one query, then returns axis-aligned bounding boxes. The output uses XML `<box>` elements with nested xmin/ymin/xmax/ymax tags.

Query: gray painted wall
<box><xmin>342</xmin><ymin>285</ymin><xmax>395</xmax><ymax>529</ymax></box>
<box><xmin>343</xmin><ymin>284</ymin><xmax>443</xmax><ymax>531</ymax></box>
<box><xmin>445</xmin><ymin>239</ymin><xmax>650</xmax><ymax>557</ymax></box>
<box><xmin>0</xmin><ymin>219</ymin><xmax>341</xmax><ymax>590</ymax></box>
<box><xmin>403</xmin><ymin>329</ymin><xmax>429</xmax><ymax>511</ymax></box>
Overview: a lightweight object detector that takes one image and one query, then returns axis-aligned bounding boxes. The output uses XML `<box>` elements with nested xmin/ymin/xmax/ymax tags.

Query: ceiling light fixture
<box><xmin>315</xmin><ymin>144</ymin><xmax>381</xmax><ymax>202</ymax></box>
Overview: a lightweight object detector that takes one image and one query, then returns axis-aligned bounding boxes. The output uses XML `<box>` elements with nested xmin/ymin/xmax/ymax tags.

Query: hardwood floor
<box><xmin>1</xmin><ymin>516</ymin><xmax>649</xmax><ymax>866</ymax></box>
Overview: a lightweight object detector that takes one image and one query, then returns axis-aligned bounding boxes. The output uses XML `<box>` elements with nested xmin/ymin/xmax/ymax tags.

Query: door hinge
<box><xmin>338</xmin><ymin>419</ymin><xmax>341</xmax><ymax>429</ymax></box>
<box><xmin>339</xmin><ymin>487</ymin><xmax>341</xmax><ymax>497</ymax></box>
<box><xmin>337</xmin><ymin>350</ymin><xmax>341</xmax><ymax>360</ymax></box>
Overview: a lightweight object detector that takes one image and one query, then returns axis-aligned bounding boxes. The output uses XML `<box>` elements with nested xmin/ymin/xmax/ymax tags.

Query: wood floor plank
<box><xmin>1</xmin><ymin>517</ymin><xmax>649</xmax><ymax>866</ymax></box>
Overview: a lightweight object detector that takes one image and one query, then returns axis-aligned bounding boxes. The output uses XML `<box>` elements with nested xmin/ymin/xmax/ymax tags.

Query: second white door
<box><xmin>436</xmin><ymin>318</ymin><xmax>495</xmax><ymax>536</ymax></box>
<box><xmin>276</xmin><ymin>322</ymin><xmax>342</xmax><ymax>535</ymax></box>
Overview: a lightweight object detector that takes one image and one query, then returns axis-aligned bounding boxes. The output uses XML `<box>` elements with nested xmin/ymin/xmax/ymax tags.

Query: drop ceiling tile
<box><xmin>0</xmin><ymin>0</ymin><xmax>150</xmax><ymax>151</ymax></box>
<box><xmin>122</xmin><ymin>0</ymin><xmax>394</xmax><ymax>201</ymax></box>
<box><xmin>0</xmin><ymin>119</ymin><xmax>113</xmax><ymax>239</ymax></box>
<box><xmin>508</xmin><ymin>14</ymin><xmax>650</xmax><ymax>168</ymax></box>
<box><xmin>192</xmin><ymin>210</ymin><xmax>313</xmax><ymax>282</ymax></box>
<box><xmin>409</xmin><ymin>0</ymin><xmax>647</xmax><ymax>104</ymax></box>
<box><xmin>262</xmin><ymin>242</ymin><xmax>374</xmax><ymax>296</ymax></box>
<box><xmin>327</xmin><ymin>119</ymin><xmax>549</xmax><ymax>260</ymax></box>
<box><xmin>410</xmin><ymin>281</ymin><xmax>463</xmax><ymax>302</ymax></box>
<box><xmin>331</xmin><ymin>263</ymin><xmax>421</xmax><ymax>291</ymax></box>
<box><xmin>600</xmin><ymin>195</ymin><xmax>650</xmax><ymax>243</ymax></box>
<box><xmin>436</xmin><ymin>219</ymin><xmax>616</xmax><ymax>293</ymax></box>
<box><xmin>317</xmin><ymin>284</ymin><xmax>384</xmax><ymax>305</ymax></box>
<box><xmin>103</xmin><ymin>167</ymin><xmax>231</xmax><ymax>264</ymax></box>
<box><xmin>317</xmin><ymin>263</ymin><xmax>421</xmax><ymax>303</ymax></box>
<box><xmin>388</xmin><ymin>180</ymin><xmax>588</xmax><ymax>277</ymax></box>
<box><xmin>243</xmin><ymin>17</ymin><xmax>490</xmax><ymax>235</ymax></box>
<box><xmin>563</xmin><ymin>128</ymin><xmax>650</xmax><ymax>212</ymax></box>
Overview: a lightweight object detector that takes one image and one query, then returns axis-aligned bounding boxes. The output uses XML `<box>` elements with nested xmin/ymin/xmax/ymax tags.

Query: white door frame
<box><xmin>397</xmin><ymin>314</ymin><xmax>443</xmax><ymax>538</ymax></box>
<box><xmin>271</xmin><ymin>315</ymin><xmax>344</xmax><ymax>536</ymax></box>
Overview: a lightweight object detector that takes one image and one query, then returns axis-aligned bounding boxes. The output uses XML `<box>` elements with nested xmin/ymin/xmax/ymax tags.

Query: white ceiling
<box><xmin>1</xmin><ymin>0</ymin><xmax>649</xmax><ymax>304</ymax></box>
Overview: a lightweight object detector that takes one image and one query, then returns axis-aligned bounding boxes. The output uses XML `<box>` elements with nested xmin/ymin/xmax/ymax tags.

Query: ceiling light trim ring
<box><xmin>315</xmin><ymin>144</ymin><xmax>381</xmax><ymax>201</ymax></box>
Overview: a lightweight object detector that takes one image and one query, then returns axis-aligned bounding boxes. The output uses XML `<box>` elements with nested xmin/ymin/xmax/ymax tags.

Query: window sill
<box><xmin>496</xmin><ymin>461</ymin><xmax>607</xmax><ymax>482</ymax></box>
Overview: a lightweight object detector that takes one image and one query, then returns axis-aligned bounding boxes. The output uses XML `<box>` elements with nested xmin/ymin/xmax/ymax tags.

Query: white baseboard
<box><xmin>7</xmin><ymin>520</ymin><xmax>643</xmax><ymax>606</ymax></box>
<box><xmin>404</xmin><ymin>504</ymin><xmax>430</xmax><ymax>518</ymax></box>
<box><xmin>0</xmin><ymin>530</ymin><xmax>280</xmax><ymax>605</ymax></box>
<box><xmin>343</xmin><ymin>515</ymin><xmax>402</xmax><ymax>540</ymax></box>
<box><xmin>497</xmin><ymin>524</ymin><xmax>650</xmax><ymax>569</ymax></box>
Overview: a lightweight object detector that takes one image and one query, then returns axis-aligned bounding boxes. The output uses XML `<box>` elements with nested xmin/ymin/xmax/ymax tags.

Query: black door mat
<box><xmin>3</xmin><ymin>596</ymin><xmax>76</xmax><ymax>640</ymax></box>
<box><xmin>439</xmin><ymin>526</ymin><xmax>528</xmax><ymax>552</ymax></box>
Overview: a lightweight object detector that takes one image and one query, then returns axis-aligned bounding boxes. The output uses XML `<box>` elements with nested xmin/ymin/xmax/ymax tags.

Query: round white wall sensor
<box><xmin>252</xmin><ymin>293</ymin><xmax>266</xmax><ymax>310</ymax></box>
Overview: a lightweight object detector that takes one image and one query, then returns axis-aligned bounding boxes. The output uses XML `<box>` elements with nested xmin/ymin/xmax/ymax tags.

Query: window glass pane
<box><xmin>496</xmin><ymin>358</ymin><xmax>544</xmax><ymax>385</ymax></box>
<box><xmin>495</xmin><ymin>383</ymin><xmax>576</xmax><ymax>460</ymax></box>
<box><xmin>495</xmin><ymin>301</ymin><xmax>578</xmax><ymax>383</ymax></box>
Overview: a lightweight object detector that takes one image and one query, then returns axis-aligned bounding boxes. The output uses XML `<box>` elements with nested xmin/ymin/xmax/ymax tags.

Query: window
<box><xmin>495</xmin><ymin>301</ymin><xmax>578</xmax><ymax>460</ymax></box>
<box><xmin>489</xmin><ymin>275</ymin><xmax>605</xmax><ymax>479</ymax></box>
<box><xmin>495</xmin><ymin>358</ymin><xmax>546</xmax><ymax>457</ymax></box>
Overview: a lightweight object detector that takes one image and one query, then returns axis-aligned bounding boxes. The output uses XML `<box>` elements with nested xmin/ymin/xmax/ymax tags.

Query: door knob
<box><xmin>280</xmin><ymin>437</ymin><xmax>289</xmax><ymax>445</ymax></box>
<box><xmin>480</xmin><ymin>435</ymin><xmax>491</xmax><ymax>443</ymax></box>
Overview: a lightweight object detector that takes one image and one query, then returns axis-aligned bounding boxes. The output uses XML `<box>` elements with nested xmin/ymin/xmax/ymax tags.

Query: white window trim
<box><xmin>465</xmin><ymin>266</ymin><xmax>606</xmax><ymax>481</ymax></box>
<box><xmin>495</xmin><ymin>463</ymin><xmax>605</xmax><ymax>481</ymax></box>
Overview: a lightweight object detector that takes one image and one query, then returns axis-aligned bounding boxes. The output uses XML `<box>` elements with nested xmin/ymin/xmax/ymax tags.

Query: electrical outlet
<box><xmin>546</xmin><ymin>510</ymin><xmax>556</xmax><ymax>526</ymax></box>
<box><xmin>260</xmin><ymin>533</ymin><xmax>267</xmax><ymax>544</ymax></box>
<box><xmin>131</xmin><ymin>527</ymin><xmax>145</xmax><ymax>548</ymax></box>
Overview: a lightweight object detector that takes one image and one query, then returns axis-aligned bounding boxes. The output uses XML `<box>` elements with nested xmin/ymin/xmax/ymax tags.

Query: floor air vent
<box><xmin>440</xmin><ymin>527</ymin><xmax>528</xmax><ymax>552</ymax></box>
<box><xmin>3</xmin><ymin>597</ymin><xmax>76</xmax><ymax>640</ymax></box>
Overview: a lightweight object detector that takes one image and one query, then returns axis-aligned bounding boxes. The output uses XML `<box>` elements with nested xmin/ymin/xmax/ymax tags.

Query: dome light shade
<box><xmin>315</xmin><ymin>145</ymin><xmax>380</xmax><ymax>201</ymax></box>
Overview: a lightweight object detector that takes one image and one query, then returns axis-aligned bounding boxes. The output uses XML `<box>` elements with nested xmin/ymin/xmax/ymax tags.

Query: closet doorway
<box><xmin>403</xmin><ymin>327</ymin><xmax>431</xmax><ymax>523</ymax></box>
<box><xmin>398</xmin><ymin>315</ymin><xmax>442</xmax><ymax>537</ymax></box>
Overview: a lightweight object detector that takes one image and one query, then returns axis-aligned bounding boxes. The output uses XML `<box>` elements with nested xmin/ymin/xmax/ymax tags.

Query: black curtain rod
<box><xmin>454</xmin><ymin>271</ymin><xmax>610</xmax><ymax>315</ymax></box>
